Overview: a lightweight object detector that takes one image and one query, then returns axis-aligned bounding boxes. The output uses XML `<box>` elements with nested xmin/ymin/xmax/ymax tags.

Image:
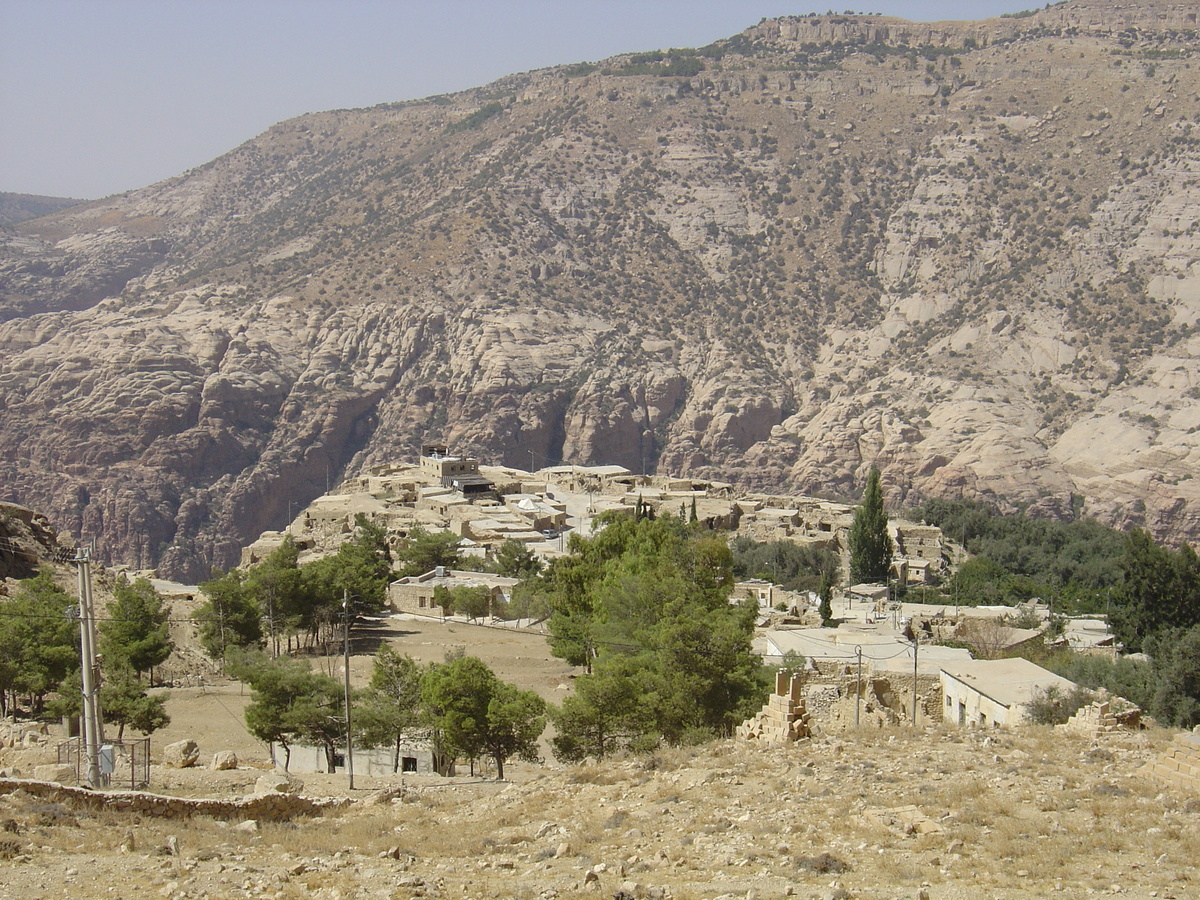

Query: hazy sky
<box><xmin>2</xmin><ymin>1</ymin><xmax>1034</xmax><ymax>200</ymax></box>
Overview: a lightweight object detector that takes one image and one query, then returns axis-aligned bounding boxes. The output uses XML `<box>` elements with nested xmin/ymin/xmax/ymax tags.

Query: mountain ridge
<box><xmin>2</xmin><ymin>0</ymin><xmax>1200</xmax><ymax>579</ymax></box>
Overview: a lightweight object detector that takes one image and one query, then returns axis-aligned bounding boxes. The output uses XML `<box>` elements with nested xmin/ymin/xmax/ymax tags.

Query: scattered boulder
<box><xmin>32</xmin><ymin>764</ymin><xmax>76</xmax><ymax>785</ymax></box>
<box><xmin>162</xmin><ymin>739</ymin><xmax>200</xmax><ymax>769</ymax></box>
<box><xmin>210</xmin><ymin>750</ymin><xmax>238</xmax><ymax>771</ymax></box>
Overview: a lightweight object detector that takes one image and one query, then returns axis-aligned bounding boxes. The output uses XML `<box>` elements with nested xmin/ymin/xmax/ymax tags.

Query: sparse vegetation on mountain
<box><xmin>5</xmin><ymin>5</ymin><xmax>1200</xmax><ymax>580</ymax></box>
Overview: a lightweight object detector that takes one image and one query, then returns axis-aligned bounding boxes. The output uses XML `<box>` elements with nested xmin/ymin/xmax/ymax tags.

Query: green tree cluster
<box><xmin>544</xmin><ymin>514</ymin><xmax>763</xmax><ymax>760</ymax></box>
<box><xmin>918</xmin><ymin>498</ymin><xmax>1124</xmax><ymax>612</ymax></box>
<box><xmin>226</xmin><ymin>648</ymin><xmax>346</xmax><ymax>771</ymax></box>
<box><xmin>194</xmin><ymin>516</ymin><xmax>393</xmax><ymax>661</ymax></box>
<box><xmin>1109</xmin><ymin>528</ymin><xmax>1200</xmax><ymax>652</ymax></box>
<box><xmin>229</xmin><ymin>643</ymin><xmax>545</xmax><ymax>778</ymax></box>
<box><xmin>422</xmin><ymin>655</ymin><xmax>545</xmax><ymax>779</ymax></box>
<box><xmin>394</xmin><ymin>526</ymin><xmax>461</xmax><ymax>577</ymax></box>
<box><xmin>99</xmin><ymin>575</ymin><xmax>173</xmax><ymax>681</ymax></box>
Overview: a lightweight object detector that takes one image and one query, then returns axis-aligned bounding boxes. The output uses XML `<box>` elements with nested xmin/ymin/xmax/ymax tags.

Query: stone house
<box><xmin>388</xmin><ymin>568</ymin><xmax>520</xmax><ymax>617</ymax></box>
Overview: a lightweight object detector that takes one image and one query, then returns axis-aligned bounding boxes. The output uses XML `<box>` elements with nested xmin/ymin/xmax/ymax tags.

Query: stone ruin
<box><xmin>737</xmin><ymin>671</ymin><xmax>822</xmax><ymax>743</ymax></box>
<box><xmin>1059</xmin><ymin>698</ymin><xmax>1141</xmax><ymax>737</ymax></box>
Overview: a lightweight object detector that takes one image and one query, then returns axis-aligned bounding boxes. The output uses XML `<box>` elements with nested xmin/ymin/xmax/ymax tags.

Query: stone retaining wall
<box><xmin>0</xmin><ymin>777</ymin><xmax>348</xmax><ymax>821</ymax></box>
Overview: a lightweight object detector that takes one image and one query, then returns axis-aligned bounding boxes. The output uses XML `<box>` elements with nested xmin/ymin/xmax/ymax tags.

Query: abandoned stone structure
<box><xmin>737</xmin><ymin>671</ymin><xmax>820</xmax><ymax>743</ymax></box>
<box><xmin>1059</xmin><ymin>698</ymin><xmax>1141</xmax><ymax>736</ymax></box>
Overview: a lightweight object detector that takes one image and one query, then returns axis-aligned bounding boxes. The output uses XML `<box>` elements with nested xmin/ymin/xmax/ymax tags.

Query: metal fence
<box><xmin>57</xmin><ymin>737</ymin><xmax>151</xmax><ymax>790</ymax></box>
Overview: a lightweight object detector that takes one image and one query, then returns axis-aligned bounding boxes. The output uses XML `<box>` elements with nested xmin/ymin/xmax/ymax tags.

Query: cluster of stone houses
<box><xmin>244</xmin><ymin>445</ymin><xmax>952</xmax><ymax>596</ymax></box>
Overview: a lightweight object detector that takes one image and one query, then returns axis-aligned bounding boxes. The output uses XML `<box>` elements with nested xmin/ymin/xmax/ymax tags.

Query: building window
<box><xmin>418</xmin><ymin>596</ymin><xmax>426</xmax><ymax>608</ymax></box>
<box><xmin>402</xmin><ymin>756</ymin><xmax>418</xmax><ymax>773</ymax></box>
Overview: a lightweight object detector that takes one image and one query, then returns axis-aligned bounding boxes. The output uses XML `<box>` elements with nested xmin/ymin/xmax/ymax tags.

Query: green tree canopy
<box><xmin>245</xmin><ymin>536</ymin><xmax>305</xmax><ymax>657</ymax></box>
<box><xmin>730</xmin><ymin>537</ymin><xmax>840</xmax><ymax>594</ymax></box>
<box><xmin>195</xmin><ymin>569</ymin><xmax>262</xmax><ymax>661</ymax></box>
<box><xmin>226</xmin><ymin>649</ymin><xmax>344</xmax><ymax>771</ymax></box>
<box><xmin>545</xmin><ymin>514</ymin><xmax>762</xmax><ymax>757</ymax></box>
<box><xmin>489</xmin><ymin>539</ymin><xmax>542</xmax><ymax>579</ymax></box>
<box><xmin>100</xmin><ymin>576</ymin><xmax>173</xmax><ymax>680</ymax></box>
<box><xmin>849</xmin><ymin>466</ymin><xmax>892</xmax><ymax>584</ymax></box>
<box><xmin>396</xmin><ymin>526</ymin><xmax>461</xmax><ymax>577</ymax></box>
<box><xmin>1110</xmin><ymin>528</ymin><xmax>1200</xmax><ymax>652</ymax></box>
<box><xmin>355</xmin><ymin>646</ymin><xmax>426</xmax><ymax>773</ymax></box>
<box><xmin>0</xmin><ymin>571</ymin><xmax>79</xmax><ymax>716</ymax></box>
<box><xmin>421</xmin><ymin>655</ymin><xmax>545</xmax><ymax>779</ymax></box>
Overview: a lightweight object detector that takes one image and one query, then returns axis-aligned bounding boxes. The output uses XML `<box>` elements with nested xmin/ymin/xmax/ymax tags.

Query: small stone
<box><xmin>233</xmin><ymin>819</ymin><xmax>259</xmax><ymax>833</ymax></box>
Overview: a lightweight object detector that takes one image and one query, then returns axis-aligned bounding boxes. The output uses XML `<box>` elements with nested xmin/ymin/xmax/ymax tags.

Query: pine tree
<box><xmin>849</xmin><ymin>466</ymin><xmax>892</xmax><ymax>584</ymax></box>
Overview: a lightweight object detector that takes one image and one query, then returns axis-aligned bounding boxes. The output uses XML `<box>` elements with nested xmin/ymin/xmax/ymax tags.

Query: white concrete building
<box><xmin>939</xmin><ymin>658</ymin><xmax>1077</xmax><ymax>728</ymax></box>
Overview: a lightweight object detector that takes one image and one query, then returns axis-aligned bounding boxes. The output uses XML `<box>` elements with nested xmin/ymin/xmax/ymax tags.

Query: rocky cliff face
<box><xmin>2</xmin><ymin>1</ymin><xmax>1200</xmax><ymax>579</ymax></box>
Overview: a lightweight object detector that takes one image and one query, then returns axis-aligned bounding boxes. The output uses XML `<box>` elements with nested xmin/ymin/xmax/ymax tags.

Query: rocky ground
<box><xmin>0</xmin><ymin>723</ymin><xmax>1196</xmax><ymax>900</ymax></box>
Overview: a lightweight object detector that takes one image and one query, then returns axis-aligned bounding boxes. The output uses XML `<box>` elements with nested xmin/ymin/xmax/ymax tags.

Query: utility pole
<box><xmin>342</xmin><ymin>590</ymin><xmax>355</xmax><ymax>790</ymax></box>
<box><xmin>911</xmin><ymin>636</ymin><xmax>919</xmax><ymax>726</ymax></box>
<box><xmin>854</xmin><ymin>645</ymin><xmax>862</xmax><ymax>728</ymax></box>
<box><xmin>74</xmin><ymin>547</ymin><xmax>105</xmax><ymax>787</ymax></box>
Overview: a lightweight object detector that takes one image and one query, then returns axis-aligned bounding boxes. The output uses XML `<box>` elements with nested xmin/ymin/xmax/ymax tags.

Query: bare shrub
<box><xmin>794</xmin><ymin>852</ymin><xmax>851</xmax><ymax>873</ymax></box>
<box><xmin>1027</xmin><ymin>685</ymin><xmax>1096</xmax><ymax>725</ymax></box>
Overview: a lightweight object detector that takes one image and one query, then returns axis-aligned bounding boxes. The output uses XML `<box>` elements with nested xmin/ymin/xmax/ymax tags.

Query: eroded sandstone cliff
<box><xmin>3</xmin><ymin>1</ymin><xmax>1200</xmax><ymax>578</ymax></box>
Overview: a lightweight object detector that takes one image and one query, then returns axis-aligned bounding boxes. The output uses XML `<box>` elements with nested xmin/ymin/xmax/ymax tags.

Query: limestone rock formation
<box><xmin>3</xmin><ymin>2</ymin><xmax>1200</xmax><ymax>577</ymax></box>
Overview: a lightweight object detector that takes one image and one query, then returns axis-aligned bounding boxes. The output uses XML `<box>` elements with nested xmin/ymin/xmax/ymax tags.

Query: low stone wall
<box><xmin>0</xmin><ymin>777</ymin><xmax>349</xmax><ymax>821</ymax></box>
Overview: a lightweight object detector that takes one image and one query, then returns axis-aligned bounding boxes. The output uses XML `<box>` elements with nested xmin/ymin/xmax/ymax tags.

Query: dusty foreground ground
<box><xmin>1</xmin><ymin>726</ymin><xmax>1197</xmax><ymax>900</ymax></box>
<box><xmin>1</xmin><ymin>616</ymin><xmax>1198</xmax><ymax>900</ymax></box>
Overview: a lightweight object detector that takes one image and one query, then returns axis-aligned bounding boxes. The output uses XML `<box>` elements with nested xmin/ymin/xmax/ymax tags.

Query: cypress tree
<box><xmin>849</xmin><ymin>466</ymin><xmax>892</xmax><ymax>584</ymax></box>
